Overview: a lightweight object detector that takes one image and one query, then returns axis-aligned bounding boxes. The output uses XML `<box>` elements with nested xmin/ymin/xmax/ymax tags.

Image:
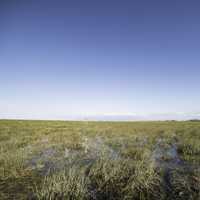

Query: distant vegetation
<box><xmin>0</xmin><ymin>120</ymin><xmax>200</xmax><ymax>199</ymax></box>
<box><xmin>188</xmin><ymin>119</ymin><xmax>200</xmax><ymax>122</ymax></box>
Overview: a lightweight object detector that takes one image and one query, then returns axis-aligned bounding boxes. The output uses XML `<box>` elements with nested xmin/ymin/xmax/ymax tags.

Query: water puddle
<box><xmin>151</xmin><ymin>139</ymin><xmax>181</xmax><ymax>170</ymax></box>
<box><xmin>26</xmin><ymin>136</ymin><xmax>120</xmax><ymax>176</ymax></box>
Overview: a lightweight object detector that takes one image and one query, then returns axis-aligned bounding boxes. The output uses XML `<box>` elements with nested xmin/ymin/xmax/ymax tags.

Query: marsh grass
<box><xmin>0</xmin><ymin>120</ymin><xmax>200</xmax><ymax>199</ymax></box>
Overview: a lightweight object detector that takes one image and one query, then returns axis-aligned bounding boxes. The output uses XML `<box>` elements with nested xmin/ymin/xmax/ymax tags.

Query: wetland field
<box><xmin>0</xmin><ymin>120</ymin><xmax>200</xmax><ymax>200</ymax></box>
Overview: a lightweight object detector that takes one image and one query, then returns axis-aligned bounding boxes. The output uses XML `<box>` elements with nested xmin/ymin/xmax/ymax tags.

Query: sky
<box><xmin>0</xmin><ymin>0</ymin><xmax>200</xmax><ymax>120</ymax></box>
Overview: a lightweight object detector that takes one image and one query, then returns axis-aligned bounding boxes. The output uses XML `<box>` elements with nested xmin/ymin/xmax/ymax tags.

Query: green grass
<box><xmin>0</xmin><ymin>120</ymin><xmax>200</xmax><ymax>199</ymax></box>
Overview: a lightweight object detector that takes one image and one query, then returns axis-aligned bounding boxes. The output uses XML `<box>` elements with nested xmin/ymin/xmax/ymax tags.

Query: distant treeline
<box><xmin>188</xmin><ymin>119</ymin><xmax>200</xmax><ymax>122</ymax></box>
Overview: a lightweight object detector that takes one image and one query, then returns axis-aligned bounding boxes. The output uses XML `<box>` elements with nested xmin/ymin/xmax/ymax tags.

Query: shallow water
<box><xmin>150</xmin><ymin>138</ymin><xmax>185</xmax><ymax>173</ymax></box>
<box><xmin>26</xmin><ymin>136</ymin><xmax>198</xmax><ymax>177</ymax></box>
<box><xmin>26</xmin><ymin>137</ymin><xmax>119</xmax><ymax>176</ymax></box>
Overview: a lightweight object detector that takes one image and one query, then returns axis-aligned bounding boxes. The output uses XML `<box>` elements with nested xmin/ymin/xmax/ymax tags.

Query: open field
<box><xmin>0</xmin><ymin>120</ymin><xmax>200</xmax><ymax>200</ymax></box>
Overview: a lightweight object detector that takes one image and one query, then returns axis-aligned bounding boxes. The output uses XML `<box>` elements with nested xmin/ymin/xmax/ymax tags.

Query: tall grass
<box><xmin>0</xmin><ymin>120</ymin><xmax>200</xmax><ymax>199</ymax></box>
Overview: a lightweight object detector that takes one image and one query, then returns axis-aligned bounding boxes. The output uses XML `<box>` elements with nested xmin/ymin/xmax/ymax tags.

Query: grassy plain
<box><xmin>0</xmin><ymin>120</ymin><xmax>200</xmax><ymax>199</ymax></box>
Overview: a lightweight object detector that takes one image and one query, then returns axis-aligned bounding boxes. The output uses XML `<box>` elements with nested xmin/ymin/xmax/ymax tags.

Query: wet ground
<box><xmin>26</xmin><ymin>136</ymin><xmax>199</xmax><ymax>179</ymax></box>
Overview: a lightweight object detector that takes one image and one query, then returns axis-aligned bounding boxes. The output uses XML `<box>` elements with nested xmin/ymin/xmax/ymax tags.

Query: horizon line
<box><xmin>0</xmin><ymin>112</ymin><xmax>200</xmax><ymax>121</ymax></box>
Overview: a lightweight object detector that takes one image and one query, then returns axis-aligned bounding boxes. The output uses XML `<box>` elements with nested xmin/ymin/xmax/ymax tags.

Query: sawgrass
<box><xmin>0</xmin><ymin>120</ymin><xmax>200</xmax><ymax>199</ymax></box>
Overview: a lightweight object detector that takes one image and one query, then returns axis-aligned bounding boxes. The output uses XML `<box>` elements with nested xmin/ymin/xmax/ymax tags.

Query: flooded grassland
<box><xmin>0</xmin><ymin>120</ymin><xmax>200</xmax><ymax>199</ymax></box>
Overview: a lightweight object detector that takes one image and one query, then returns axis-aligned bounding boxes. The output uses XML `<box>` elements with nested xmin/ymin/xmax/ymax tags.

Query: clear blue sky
<box><xmin>1</xmin><ymin>0</ymin><xmax>200</xmax><ymax>119</ymax></box>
